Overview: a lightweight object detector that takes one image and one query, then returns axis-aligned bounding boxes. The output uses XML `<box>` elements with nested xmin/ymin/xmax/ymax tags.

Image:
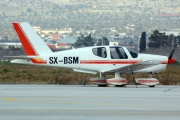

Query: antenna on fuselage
<box><xmin>68</xmin><ymin>43</ymin><xmax>75</xmax><ymax>49</ymax></box>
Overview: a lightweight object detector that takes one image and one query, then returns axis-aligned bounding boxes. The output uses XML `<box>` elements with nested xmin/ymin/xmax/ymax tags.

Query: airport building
<box><xmin>0</xmin><ymin>42</ymin><xmax>22</xmax><ymax>49</ymax></box>
<box><xmin>159</xmin><ymin>30</ymin><xmax>180</xmax><ymax>36</ymax></box>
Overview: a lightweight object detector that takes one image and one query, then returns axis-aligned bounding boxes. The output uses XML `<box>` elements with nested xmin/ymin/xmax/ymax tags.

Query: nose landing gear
<box><xmin>135</xmin><ymin>73</ymin><xmax>159</xmax><ymax>87</ymax></box>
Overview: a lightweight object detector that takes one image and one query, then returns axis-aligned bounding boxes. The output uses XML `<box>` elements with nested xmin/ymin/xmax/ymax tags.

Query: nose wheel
<box><xmin>149</xmin><ymin>85</ymin><xmax>155</xmax><ymax>87</ymax></box>
<box><xmin>98</xmin><ymin>84</ymin><xmax>109</xmax><ymax>87</ymax></box>
<box><xmin>149</xmin><ymin>73</ymin><xmax>155</xmax><ymax>87</ymax></box>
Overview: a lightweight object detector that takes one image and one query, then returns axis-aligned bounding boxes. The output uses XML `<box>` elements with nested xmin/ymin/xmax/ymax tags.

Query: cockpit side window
<box><xmin>92</xmin><ymin>47</ymin><xmax>107</xmax><ymax>58</ymax></box>
<box><xmin>127</xmin><ymin>48</ymin><xmax>138</xmax><ymax>58</ymax></box>
<box><xmin>110</xmin><ymin>47</ymin><xmax>128</xmax><ymax>59</ymax></box>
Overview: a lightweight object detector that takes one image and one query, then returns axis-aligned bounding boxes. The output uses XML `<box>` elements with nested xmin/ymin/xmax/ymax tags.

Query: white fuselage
<box><xmin>15</xmin><ymin>46</ymin><xmax>168</xmax><ymax>74</ymax></box>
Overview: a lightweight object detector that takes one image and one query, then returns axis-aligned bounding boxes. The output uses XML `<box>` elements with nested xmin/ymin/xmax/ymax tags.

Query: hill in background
<box><xmin>0</xmin><ymin>0</ymin><xmax>180</xmax><ymax>40</ymax></box>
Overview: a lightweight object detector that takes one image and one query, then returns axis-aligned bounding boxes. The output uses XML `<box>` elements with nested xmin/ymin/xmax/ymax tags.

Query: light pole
<box><xmin>100</xmin><ymin>33</ymin><xmax>103</xmax><ymax>46</ymax></box>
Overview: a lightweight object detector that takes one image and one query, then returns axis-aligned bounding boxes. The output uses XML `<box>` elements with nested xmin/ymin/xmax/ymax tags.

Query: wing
<box><xmin>104</xmin><ymin>60</ymin><xmax>161</xmax><ymax>74</ymax></box>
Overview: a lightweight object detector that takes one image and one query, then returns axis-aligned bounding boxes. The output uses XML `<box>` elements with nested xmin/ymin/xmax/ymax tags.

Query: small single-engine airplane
<box><xmin>8</xmin><ymin>22</ymin><xmax>177</xmax><ymax>87</ymax></box>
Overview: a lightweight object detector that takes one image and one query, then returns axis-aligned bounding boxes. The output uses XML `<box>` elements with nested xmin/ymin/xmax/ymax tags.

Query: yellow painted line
<box><xmin>2</xmin><ymin>97</ymin><xmax>179</xmax><ymax>110</ymax></box>
<box><xmin>3</xmin><ymin>98</ymin><xmax>15</xmax><ymax>101</ymax></box>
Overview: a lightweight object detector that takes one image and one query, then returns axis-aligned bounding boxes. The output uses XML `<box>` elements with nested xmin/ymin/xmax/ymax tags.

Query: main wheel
<box><xmin>114</xmin><ymin>85</ymin><xmax>124</xmax><ymax>87</ymax></box>
<box><xmin>98</xmin><ymin>84</ymin><xmax>109</xmax><ymax>87</ymax></box>
<box><xmin>149</xmin><ymin>85</ymin><xmax>155</xmax><ymax>87</ymax></box>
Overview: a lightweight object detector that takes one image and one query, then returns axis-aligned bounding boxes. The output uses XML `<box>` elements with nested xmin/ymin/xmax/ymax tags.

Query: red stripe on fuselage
<box><xmin>161</xmin><ymin>61</ymin><xmax>168</xmax><ymax>64</ymax></box>
<box><xmin>80</xmin><ymin>60</ymin><xmax>142</xmax><ymax>64</ymax></box>
<box><xmin>13</xmin><ymin>22</ymin><xmax>38</xmax><ymax>56</ymax></box>
<box><xmin>80</xmin><ymin>60</ymin><xmax>169</xmax><ymax>65</ymax></box>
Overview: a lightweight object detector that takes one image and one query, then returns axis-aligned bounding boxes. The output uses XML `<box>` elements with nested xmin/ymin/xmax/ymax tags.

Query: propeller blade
<box><xmin>168</xmin><ymin>48</ymin><xmax>175</xmax><ymax>60</ymax></box>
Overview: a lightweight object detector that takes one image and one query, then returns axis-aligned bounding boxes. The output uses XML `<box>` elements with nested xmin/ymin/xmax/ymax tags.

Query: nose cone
<box><xmin>168</xmin><ymin>58</ymin><xmax>176</xmax><ymax>64</ymax></box>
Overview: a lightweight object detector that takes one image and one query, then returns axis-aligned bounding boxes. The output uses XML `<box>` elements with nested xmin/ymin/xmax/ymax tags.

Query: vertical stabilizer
<box><xmin>13</xmin><ymin>22</ymin><xmax>52</xmax><ymax>56</ymax></box>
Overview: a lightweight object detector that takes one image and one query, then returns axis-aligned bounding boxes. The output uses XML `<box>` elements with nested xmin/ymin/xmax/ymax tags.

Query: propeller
<box><xmin>168</xmin><ymin>48</ymin><xmax>175</xmax><ymax>60</ymax></box>
<box><xmin>168</xmin><ymin>48</ymin><xmax>176</xmax><ymax>64</ymax></box>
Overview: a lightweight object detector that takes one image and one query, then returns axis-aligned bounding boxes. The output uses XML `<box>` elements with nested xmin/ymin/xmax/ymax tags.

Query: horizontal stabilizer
<box><xmin>11</xmin><ymin>59</ymin><xmax>32</xmax><ymax>64</ymax></box>
<box><xmin>4</xmin><ymin>56</ymin><xmax>47</xmax><ymax>64</ymax></box>
<box><xmin>3</xmin><ymin>56</ymin><xmax>31</xmax><ymax>59</ymax></box>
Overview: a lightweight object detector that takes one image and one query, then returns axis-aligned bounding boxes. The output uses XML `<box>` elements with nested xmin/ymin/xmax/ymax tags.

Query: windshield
<box><xmin>127</xmin><ymin>48</ymin><xmax>138</xmax><ymax>58</ymax></box>
<box><xmin>110</xmin><ymin>47</ymin><xmax>128</xmax><ymax>59</ymax></box>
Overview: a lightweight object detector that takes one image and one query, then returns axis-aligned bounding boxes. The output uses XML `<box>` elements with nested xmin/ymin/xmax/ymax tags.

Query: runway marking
<box><xmin>2</xmin><ymin>97</ymin><xmax>180</xmax><ymax>109</ymax></box>
<box><xmin>0</xmin><ymin>109</ymin><xmax>180</xmax><ymax>116</ymax></box>
<box><xmin>3</xmin><ymin>98</ymin><xmax>15</xmax><ymax>101</ymax></box>
<box><xmin>164</xmin><ymin>86</ymin><xmax>179</xmax><ymax>92</ymax></box>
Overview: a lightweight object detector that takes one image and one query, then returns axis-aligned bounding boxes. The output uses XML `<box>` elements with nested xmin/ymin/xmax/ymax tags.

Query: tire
<box><xmin>98</xmin><ymin>84</ymin><xmax>108</xmax><ymax>87</ymax></box>
<box><xmin>115</xmin><ymin>85</ymin><xmax>124</xmax><ymax>87</ymax></box>
<box><xmin>149</xmin><ymin>85</ymin><xmax>155</xmax><ymax>87</ymax></box>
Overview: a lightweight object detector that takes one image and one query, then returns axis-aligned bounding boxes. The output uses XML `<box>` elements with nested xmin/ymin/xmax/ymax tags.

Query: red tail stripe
<box><xmin>30</xmin><ymin>58</ymin><xmax>47</xmax><ymax>64</ymax></box>
<box><xmin>13</xmin><ymin>22</ymin><xmax>38</xmax><ymax>56</ymax></box>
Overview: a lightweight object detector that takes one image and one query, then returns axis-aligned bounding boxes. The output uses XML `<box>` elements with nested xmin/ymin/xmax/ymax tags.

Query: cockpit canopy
<box><xmin>92</xmin><ymin>46</ymin><xmax>138</xmax><ymax>59</ymax></box>
<box><xmin>92</xmin><ymin>47</ymin><xmax>107</xmax><ymax>58</ymax></box>
<box><xmin>126</xmin><ymin>48</ymin><xmax>138</xmax><ymax>58</ymax></box>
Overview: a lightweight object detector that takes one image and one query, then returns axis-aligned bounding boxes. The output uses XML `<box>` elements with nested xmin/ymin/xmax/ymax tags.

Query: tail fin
<box><xmin>13</xmin><ymin>22</ymin><xmax>52</xmax><ymax>56</ymax></box>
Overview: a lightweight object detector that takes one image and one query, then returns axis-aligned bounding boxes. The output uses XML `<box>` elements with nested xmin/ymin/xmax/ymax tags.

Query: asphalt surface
<box><xmin>0</xmin><ymin>85</ymin><xmax>180</xmax><ymax>120</ymax></box>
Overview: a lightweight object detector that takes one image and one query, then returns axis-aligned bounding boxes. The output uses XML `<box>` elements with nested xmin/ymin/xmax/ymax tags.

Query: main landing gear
<box><xmin>90</xmin><ymin>72</ymin><xmax>128</xmax><ymax>87</ymax></box>
<box><xmin>89</xmin><ymin>72</ymin><xmax>159</xmax><ymax>88</ymax></box>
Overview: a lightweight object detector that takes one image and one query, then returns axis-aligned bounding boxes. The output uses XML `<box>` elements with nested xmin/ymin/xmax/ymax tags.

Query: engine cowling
<box><xmin>90</xmin><ymin>77</ymin><xmax>107</xmax><ymax>85</ymax></box>
<box><xmin>106</xmin><ymin>78</ymin><xmax>128</xmax><ymax>85</ymax></box>
<box><xmin>135</xmin><ymin>78</ymin><xmax>159</xmax><ymax>86</ymax></box>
